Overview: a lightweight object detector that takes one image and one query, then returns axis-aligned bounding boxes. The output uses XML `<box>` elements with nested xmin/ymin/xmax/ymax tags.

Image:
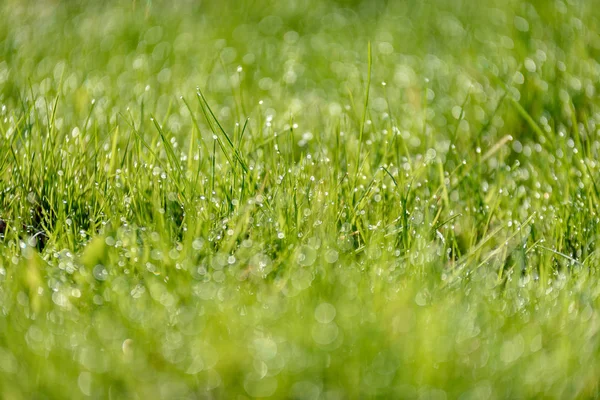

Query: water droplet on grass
<box><xmin>314</xmin><ymin>303</ymin><xmax>336</xmax><ymax>323</ymax></box>
<box><xmin>312</xmin><ymin>322</ymin><xmax>339</xmax><ymax>345</ymax></box>
<box><xmin>93</xmin><ymin>265</ymin><xmax>108</xmax><ymax>281</ymax></box>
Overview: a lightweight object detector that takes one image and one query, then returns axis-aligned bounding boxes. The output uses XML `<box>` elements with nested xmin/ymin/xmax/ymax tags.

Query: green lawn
<box><xmin>1</xmin><ymin>0</ymin><xmax>600</xmax><ymax>398</ymax></box>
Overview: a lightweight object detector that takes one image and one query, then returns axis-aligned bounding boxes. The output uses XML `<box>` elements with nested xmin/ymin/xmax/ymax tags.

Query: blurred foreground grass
<box><xmin>2</xmin><ymin>0</ymin><xmax>600</xmax><ymax>398</ymax></box>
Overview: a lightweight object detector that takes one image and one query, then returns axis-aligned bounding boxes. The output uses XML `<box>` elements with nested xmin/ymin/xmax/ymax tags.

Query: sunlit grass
<box><xmin>2</xmin><ymin>0</ymin><xmax>600</xmax><ymax>398</ymax></box>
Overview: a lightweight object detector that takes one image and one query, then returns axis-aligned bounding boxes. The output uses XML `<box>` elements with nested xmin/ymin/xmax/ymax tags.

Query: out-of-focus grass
<box><xmin>1</xmin><ymin>0</ymin><xmax>600</xmax><ymax>398</ymax></box>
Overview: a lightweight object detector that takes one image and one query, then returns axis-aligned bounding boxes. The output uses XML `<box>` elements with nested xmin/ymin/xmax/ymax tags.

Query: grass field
<box><xmin>2</xmin><ymin>0</ymin><xmax>600</xmax><ymax>398</ymax></box>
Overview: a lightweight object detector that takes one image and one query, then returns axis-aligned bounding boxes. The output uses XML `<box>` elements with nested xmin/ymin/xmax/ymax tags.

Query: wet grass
<box><xmin>2</xmin><ymin>0</ymin><xmax>600</xmax><ymax>398</ymax></box>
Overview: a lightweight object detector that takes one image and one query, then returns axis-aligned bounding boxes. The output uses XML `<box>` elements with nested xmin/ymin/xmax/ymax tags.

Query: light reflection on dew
<box><xmin>244</xmin><ymin>374</ymin><xmax>278</xmax><ymax>398</ymax></box>
<box><xmin>311</xmin><ymin>322</ymin><xmax>339</xmax><ymax>345</ymax></box>
<box><xmin>314</xmin><ymin>303</ymin><xmax>336</xmax><ymax>323</ymax></box>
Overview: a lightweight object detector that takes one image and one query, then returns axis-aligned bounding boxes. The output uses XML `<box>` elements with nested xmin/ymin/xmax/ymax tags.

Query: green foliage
<box><xmin>1</xmin><ymin>0</ymin><xmax>600</xmax><ymax>398</ymax></box>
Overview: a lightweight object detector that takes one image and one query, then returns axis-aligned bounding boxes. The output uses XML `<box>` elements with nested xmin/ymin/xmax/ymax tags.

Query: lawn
<box><xmin>1</xmin><ymin>0</ymin><xmax>600</xmax><ymax>398</ymax></box>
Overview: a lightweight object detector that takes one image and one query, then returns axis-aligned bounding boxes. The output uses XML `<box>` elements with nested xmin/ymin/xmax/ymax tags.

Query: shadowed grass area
<box><xmin>2</xmin><ymin>0</ymin><xmax>600</xmax><ymax>398</ymax></box>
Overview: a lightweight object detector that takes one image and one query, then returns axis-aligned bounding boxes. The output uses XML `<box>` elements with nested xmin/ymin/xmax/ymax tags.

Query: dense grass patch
<box><xmin>2</xmin><ymin>0</ymin><xmax>600</xmax><ymax>398</ymax></box>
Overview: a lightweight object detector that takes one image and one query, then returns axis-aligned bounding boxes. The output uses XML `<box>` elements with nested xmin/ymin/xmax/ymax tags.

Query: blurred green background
<box><xmin>2</xmin><ymin>0</ymin><xmax>600</xmax><ymax>399</ymax></box>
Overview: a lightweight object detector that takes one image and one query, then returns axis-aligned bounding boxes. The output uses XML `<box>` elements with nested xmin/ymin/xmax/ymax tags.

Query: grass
<box><xmin>1</xmin><ymin>0</ymin><xmax>600</xmax><ymax>398</ymax></box>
